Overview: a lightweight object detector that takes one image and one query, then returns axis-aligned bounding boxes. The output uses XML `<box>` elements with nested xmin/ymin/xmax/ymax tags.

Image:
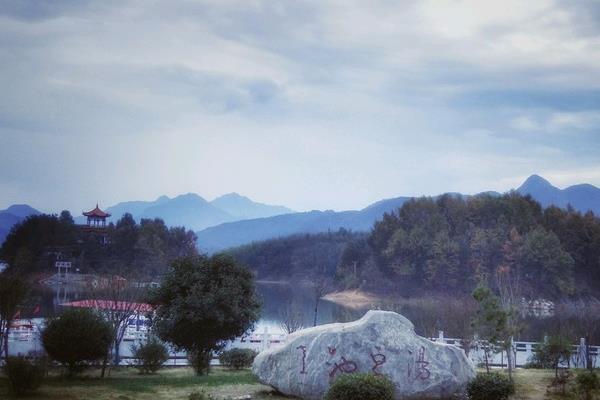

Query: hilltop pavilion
<box><xmin>82</xmin><ymin>204</ymin><xmax>111</xmax><ymax>228</ymax></box>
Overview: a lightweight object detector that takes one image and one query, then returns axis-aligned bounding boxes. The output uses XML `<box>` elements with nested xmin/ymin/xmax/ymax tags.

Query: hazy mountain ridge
<box><xmin>75</xmin><ymin>192</ymin><xmax>294</xmax><ymax>231</ymax></box>
<box><xmin>196</xmin><ymin>198</ymin><xmax>413</xmax><ymax>252</ymax></box>
<box><xmin>197</xmin><ymin>175</ymin><xmax>600</xmax><ymax>252</ymax></box>
<box><xmin>517</xmin><ymin>174</ymin><xmax>600</xmax><ymax>215</ymax></box>
<box><xmin>211</xmin><ymin>193</ymin><xmax>293</xmax><ymax>219</ymax></box>
<box><xmin>2</xmin><ymin>174</ymin><xmax>599</xmax><ymax>249</ymax></box>
<box><xmin>0</xmin><ymin>204</ymin><xmax>41</xmax><ymax>245</ymax></box>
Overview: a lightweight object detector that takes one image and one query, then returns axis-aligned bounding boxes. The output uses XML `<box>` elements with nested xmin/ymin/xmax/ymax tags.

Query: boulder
<box><xmin>252</xmin><ymin>310</ymin><xmax>475</xmax><ymax>399</ymax></box>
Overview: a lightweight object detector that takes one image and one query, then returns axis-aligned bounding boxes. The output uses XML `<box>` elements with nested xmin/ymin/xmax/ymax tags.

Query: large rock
<box><xmin>253</xmin><ymin>310</ymin><xmax>475</xmax><ymax>399</ymax></box>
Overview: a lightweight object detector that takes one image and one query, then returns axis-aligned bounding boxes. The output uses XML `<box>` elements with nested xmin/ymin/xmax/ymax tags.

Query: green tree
<box><xmin>530</xmin><ymin>335</ymin><xmax>572</xmax><ymax>380</ymax></box>
<box><xmin>519</xmin><ymin>227</ymin><xmax>574</xmax><ymax>295</ymax></box>
<box><xmin>150</xmin><ymin>254</ymin><xmax>260</xmax><ymax>375</ymax></box>
<box><xmin>42</xmin><ymin>308</ymin><xmax>113</xmax><ymax>376</ymax></box>
<box><xmin>130</xmin><ymin>336</ymin><xmax>169</xmax><ymax>374</ymax></box>
<box><xmin>425</xmin><ymin>231</ymin><xmax>461</xmax><ymax>290</ymax></box>
<box><xmin>0</xmin><ymin>273</ymin><xmax>29</xmax><ymax>359</ymax></box>
<box><xmin>472</xmin><ymin>285</ymin><xmax>509</xmax><ymax>374</ymax></box>
<box><xmin>576</xmin><ymin>371</ymin><xmax>599</xmax><ymax>400</ymax></box>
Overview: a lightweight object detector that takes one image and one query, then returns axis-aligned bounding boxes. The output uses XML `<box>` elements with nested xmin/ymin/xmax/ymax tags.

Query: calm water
<box><xmin>13</xmin><ymin>282</ymin><xmax>600</xmax><ymax>354</ymax></box>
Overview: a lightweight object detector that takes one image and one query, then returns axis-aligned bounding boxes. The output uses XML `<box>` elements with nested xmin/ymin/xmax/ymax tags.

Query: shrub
<box><xmin>467</xmin><ymin>372</ymin><xmax>515</xmax><ymax>400</ymax></box>
<box><xmin>219</xmin><ymin>348</ymin><xmax>257</xmax><ymax>370</ymax></box>
<box><xmin>3</xmin><ymin>356</ymin><xmax>45</xmax><ymax>395</ymax></box>
<box><xmin>130</xmin><ymin>336</ymin><xmax>169</xmax><ymax>374</ymax></box>
<box><xmin>42</xmin><ymin>308</ymin><xmax>113</xmax><ymax>376</ymax></box>
<box><xmin>325</xmin><ymin>373</ymin><xmax>394</xmax><ymax>400</ymax></box>
<box><xmin>188</xmin><ymin>391</ymin><xmax>214</xmax><ymax>400</ymax></box>
<box><xmin>529</xmin><ymin>335</ymin><xmax>571</xmax><ymax>377</ymax></box>
<box><xmin>577</xmin><ymin>371</ymin><xmax>599</xmax><ymax>400</ymax></box>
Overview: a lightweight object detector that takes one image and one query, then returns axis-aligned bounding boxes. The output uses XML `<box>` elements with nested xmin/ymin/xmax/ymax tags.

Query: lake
<box><xmin>9</xmin><ymin>281</ymin><xmax>600</xmax><ymax>360</ymax></box>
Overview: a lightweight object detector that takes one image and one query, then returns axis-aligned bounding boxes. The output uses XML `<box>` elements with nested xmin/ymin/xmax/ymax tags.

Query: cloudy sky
<box><xmin>1</xmin><ymin>0</ymin><xmax>599</xmax><ymax>213</ymax></box>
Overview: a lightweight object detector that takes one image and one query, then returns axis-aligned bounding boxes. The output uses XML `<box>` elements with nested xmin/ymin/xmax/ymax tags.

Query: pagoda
<box><xmin>82</xmin><ymin>204</ymin><xmax>111</xmax><ymax>228</ymax></box>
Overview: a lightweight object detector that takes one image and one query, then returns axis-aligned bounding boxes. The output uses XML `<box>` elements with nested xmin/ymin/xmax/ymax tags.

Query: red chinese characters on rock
<box><xmin>325</xmin><ymin>346</ymin><xmax>358</xmax><ymax>381</ymax></box>
<box><xmin>370</xmin><ymin>346</ymin><xmax>387</xmax><ymax>375</ymax></box>
<box><xmin>407</xmin><ymin>346</ymin><xmax>431</xmax><ymax>381</ymax></box>
<box><xmin>328</xmin><ymin>356</ymin><xmax>358</xmax><ymax>380</ymax></box>
<box><xmin>297</xmin><ymin>345</ymin><xmax>307</xmax><ymax>374</ymax></box>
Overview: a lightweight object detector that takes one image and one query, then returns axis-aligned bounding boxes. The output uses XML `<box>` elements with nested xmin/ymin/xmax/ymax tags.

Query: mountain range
<box><xmin>517</xmin><ymin>174</ymin><xmax>600</xmax><ymax>214</ymax></box>
<box><xmin>76</xmin><ymin>192</ymin><xmax>294</xmax><ymax>231</ymax></box>
<box><xmin>196</xmin><ymin>175</ymin><xmax>600</xmax><ymax>252</ymax></box>
<box><xmin>1</xmin><ymin>175</ymin><xmax>599</xmax><ymax>250</ymax></box>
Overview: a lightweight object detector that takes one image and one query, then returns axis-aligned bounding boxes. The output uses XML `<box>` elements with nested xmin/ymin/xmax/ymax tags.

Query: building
<box><xmin>81</xmin><ymin>204</ymin><xmax>111</xmax><ymax>244</ymax></box>
<box><xmin>82</xmin><ymin>204</ymin><xmax>111</xmax><ymax>227</ymax></box>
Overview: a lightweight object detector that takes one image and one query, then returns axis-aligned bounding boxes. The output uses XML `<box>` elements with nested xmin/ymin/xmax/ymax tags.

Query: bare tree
<box><xmin>279</xmin><ymin>299</ymin><xmax>305</xmax><ymax>334</ymax></box>
<box><xmin>85</xmin><ymin>274</ymin><xmax>149</xmax><ymax>377</ymax></box>
<box><xmin>312</xmin><ymin>277</ymin><xmax>331</xmax><ymax>327</ymax></box>
<box><xmin>495</xmin><ymin>228</ymin><xmax>523</xmax><ymax>381</ymax></box>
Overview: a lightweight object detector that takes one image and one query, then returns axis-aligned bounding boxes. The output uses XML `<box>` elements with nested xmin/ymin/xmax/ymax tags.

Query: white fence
<box><xmin>430</xmin><ymin>331</ymin><xmax>597</xmax><ymax>369</ymax></box>
<box><xmin>5</xmin><ymin>320</ymin><xmax>598</xmax><ymax>369</ymax></box>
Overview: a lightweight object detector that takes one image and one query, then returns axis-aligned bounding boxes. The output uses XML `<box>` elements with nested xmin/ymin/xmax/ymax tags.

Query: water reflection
<box><xmin>22</xmin><ymin>282</ymin><xmax>600</xmax><ymax>346</ymax></box>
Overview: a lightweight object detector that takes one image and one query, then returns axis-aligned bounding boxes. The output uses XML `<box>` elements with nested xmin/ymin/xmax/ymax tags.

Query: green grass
<box><xmin>3</xmin><ymin>365</ymin><xmax>598</xmax><ymax>399</ymax></box>
<box><xmin>0</xmin><ymin>366</ymin><xmax>288</xmax><ymax>399</ymax></box>
<box><xmin>41</xmin><ymin>368</ymin><xmax>258</xmax><ymax>393</ymax></box>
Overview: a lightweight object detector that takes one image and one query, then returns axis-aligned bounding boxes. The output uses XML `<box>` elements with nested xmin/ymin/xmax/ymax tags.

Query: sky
<box><xmin>1</xmin><ymin>0</ymin><xmax>599</xmax><ymax>213</ymax></box>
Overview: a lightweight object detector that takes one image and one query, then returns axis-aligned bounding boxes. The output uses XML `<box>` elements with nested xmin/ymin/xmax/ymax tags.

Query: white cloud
<box><xmin>510</xmin><ymin>116</ymin><xmax>540</xmax><ymax>132</ymax></box>
<box><xmin>0</xmin><ymin>0</ymin><xmax>599</xmax><ymax>212</ymax></box>
<box><xmin>546</xmin><ymin>111</ymin><xmax>600</xmax><ymax>132</ymax></box>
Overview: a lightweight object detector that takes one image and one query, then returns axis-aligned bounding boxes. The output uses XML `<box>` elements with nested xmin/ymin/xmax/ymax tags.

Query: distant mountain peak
<box><xmin>172</xmin><ymin>193</ymin><xmax>207</xmax><ymax>202</ymax></box>
<box><xmin>214</xmin><ymin>192</ymin><xmax>250</xmax><ymax>202</ymax></box>
<box><xmin>210</xmin><ymin>193</ymin><xmax>293</xmax><ymax>220</ymax></box>
<box><xmin>519</xmin><ymin>174</ymin><xmax>555</xmax><ymax>190</ymax></box>
<box><xmin>2</xmin><ymin>204</ymin><xmax>41</xmax><ymax>218</ymax></box>
<box><xmin>517</xmin><ymin>174</ymin><xmax>600</xmax><ymax>213</ymax></box>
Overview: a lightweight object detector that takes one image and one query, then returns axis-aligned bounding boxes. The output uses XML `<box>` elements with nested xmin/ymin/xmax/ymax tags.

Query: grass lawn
<box><xmin>1</xmin><ymin>366</ymin><xmax>596</xmax><ymax>399</ymax></box>
<box><xmin>502</xmin><ymin>368</ymin><xmax>597</xmax><ymax>400</ymax></box>
<box><xmin>0</xmin><ymin>366</ymin><xmax>289</xmax><ymax>400</ymax></box>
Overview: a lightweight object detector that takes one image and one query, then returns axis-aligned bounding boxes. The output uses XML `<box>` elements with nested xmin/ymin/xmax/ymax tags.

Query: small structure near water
<box><xmin>253</xmin><ymin>310</ymin><xmax>475</xmax><ymax>400</ymax></box>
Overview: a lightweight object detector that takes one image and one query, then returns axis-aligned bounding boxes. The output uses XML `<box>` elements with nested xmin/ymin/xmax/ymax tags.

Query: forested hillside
<box><xmin>0</xmin><ymin>212</ymin><xmax>197</xmax><ymax>278</ymax></box>
<box><xmin>232</xmin><ymin>193</ymin><xmax>600</xmax><ymax>299</ymax></box>
<box><xmin>229</xmin><ymin>230</ymin><xmax>366</xmax><ymax>281</ymax></box>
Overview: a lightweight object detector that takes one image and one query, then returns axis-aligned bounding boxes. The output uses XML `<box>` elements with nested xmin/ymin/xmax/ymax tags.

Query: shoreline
<box><xmin>322</xmin><ymin>289</ymin><xmax>381</xmax><ymax>310</ymax></box>
<box><xmin>255</xmin><ymin>279</ymin><xmax>290</xmax><ymax>285</ymax></box>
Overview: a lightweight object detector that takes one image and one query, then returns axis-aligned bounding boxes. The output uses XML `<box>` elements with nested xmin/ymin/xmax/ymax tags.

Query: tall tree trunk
<box><xmin>313</xmin><ymin>299</ymin><xmax>319</xmax><ymax>327</ymax></box>
<box><xmin>190</xmin><ymin>348</ymin><xmax>212</xmax><ymax>375</ymax></box>
<box><xmin>113</xmin><ymin>339</ymin><xmax>121</xmax><ymax>365</ymax></box>
<box><xmin>484</xmin><ymin>346</ymin><xmax>490</xmax><ymax>373</ymax></box>
<box><xmin>3</xmin><ymin>324</ymin><xmax>9</xmax><ymax>360</ymax></box>
<box><xmin>506</xmin><ymin>348</ymin><xmax>513</xmax><ymax>381</ymax></box>
<box><xmin>100</xmin><ymin>352</ymin><xmax>109</xmax><ymax>378</ymax></box>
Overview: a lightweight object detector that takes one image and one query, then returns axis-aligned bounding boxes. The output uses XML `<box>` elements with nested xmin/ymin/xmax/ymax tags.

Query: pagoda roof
<box><xmin>83</xmin><ymin>204</ymin><xmax>111</xmax><ymax>218</ymax></box>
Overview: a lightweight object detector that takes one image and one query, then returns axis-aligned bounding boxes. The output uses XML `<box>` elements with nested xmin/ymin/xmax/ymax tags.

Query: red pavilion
<box><xmin>82</xmin><ymin>204</ymin><xmax>111</xmax><ymax>228</ymax></box>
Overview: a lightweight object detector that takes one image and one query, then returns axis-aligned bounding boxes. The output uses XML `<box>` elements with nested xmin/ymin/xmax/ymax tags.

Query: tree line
<box><xmin>232</xmin><ymin>193</ymin><xmax>600</xmax><ymax>299</ymax></box>
<box><xmin>0</xmin><ymin>211</ymin><xmax>198</xmax><ymax>278</ymax></box>
<box><xmin>358</xmin><ymin>192</ymin><xmax>600</xmax><ymax>298</ymax></box>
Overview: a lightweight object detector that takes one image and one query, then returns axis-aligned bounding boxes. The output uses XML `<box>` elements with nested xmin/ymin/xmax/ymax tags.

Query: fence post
<box><xmin>577</xmin><ymin>337</ymin><xmax>587</xmax><ymax>369</ymax></box>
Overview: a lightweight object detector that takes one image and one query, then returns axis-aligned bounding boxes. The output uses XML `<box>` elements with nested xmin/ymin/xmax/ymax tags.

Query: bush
<box><xmin>325</xmin><ymin>373</ymin><xmax>395</xmax><ymax>400</ymax></box>
<box><xmin>529</xmin><ymin>336</ymin><xmax>571</xmax><ymax>374</ymax></box>
<box><xmin>42</xmin><ymin>308</ymin><xmax>113</xmax><ymax>376</ymax></box>
<box><xmin>577</xmin><ymin>371</ymin><xmax>599</xmax><ymax>400</ymax></box>
<box><xmin>3</xmin><ymin>356</ymin><xmax>45</xmax><ymax>395</ymax></box>
<box><xmin>130</xmin><ymin>336</ymin><xmax>169</xmax><ymax>374</ymax></box>
<box><xmin>188</xmin><ymin>391</ymin><xmax>214</xmax><ymax>400</ymax></box>
<box><xmin>467</xmin><ymin>372</ymin><xmax>515</xmax><ymax>400</ymax></box>
<box><xmin>219</xmin><ymin>348</ymin><xmax>257</xmax><ymax>370</ymax></box>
